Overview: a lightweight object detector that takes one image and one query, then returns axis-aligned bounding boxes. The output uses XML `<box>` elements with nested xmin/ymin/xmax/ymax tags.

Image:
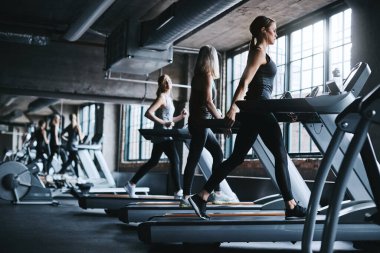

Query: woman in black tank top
<box><xmin>181</xmin><ymin>45</ymin><xmax>237</xmax><ymax>208</ymax></box>
<box><xmin>189</xmin><ymin>16</ymin><xmax>307</xmax><ymax>220</ymax></box>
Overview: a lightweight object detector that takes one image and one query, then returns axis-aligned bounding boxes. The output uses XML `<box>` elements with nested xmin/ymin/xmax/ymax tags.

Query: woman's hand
<box><xmin>164</xmin><ymin>121</ymin><xmax>175</xmax><ymax>128</ymax></box>
<box><xmin>222</xmin><ymin>128</ymin><xmax>232</xmax><ymax>139</ymax></box>
<box><xmin>181</xmin><ymin>109</ymin><xmax>188</xmax><ymax>118</ymax></box>
<box><xmin>225</xmin><ymin>108</ymin><xmax>237</xmax><ymax>128</ymax></box>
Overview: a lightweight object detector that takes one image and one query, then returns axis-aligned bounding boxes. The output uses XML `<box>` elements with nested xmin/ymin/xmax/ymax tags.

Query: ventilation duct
<box><xmin>1</xmin><ymin>109</ymin><xmax>23</xmax><ymax>122</ymax></box>
<box><xmin>140</xmin><ymin>0</ymin><xmax>243</xmax><ymax>51</ymax></box>
<box><xmin>105</xmin><ymin>18</ymin><xmax>173</xmax><ymax>75</ymax></box>
<box><xmin>64</xmin><ymin>0</ymin><xmax>115</xmax><ymax>41</ymax></box>
<box><xmin>26</xmin><ymin>98</ymin><xmax>59</xmax><ymax>114</ymax></box>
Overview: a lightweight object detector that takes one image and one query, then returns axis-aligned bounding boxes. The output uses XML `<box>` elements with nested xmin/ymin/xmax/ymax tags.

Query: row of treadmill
<box><xmin>72</xmin><ymin>62</ymin><xmax>380</xmax><ymax>252</ymax></box>
<box><xmin>2</xmin><ymin>61</ymin><xmax>377</xmax><ymax>252</ymax></box>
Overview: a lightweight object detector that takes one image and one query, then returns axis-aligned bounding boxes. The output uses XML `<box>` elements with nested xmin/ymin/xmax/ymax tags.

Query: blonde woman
<box><xmin>181</xmin><ymin>45</ymin><xmax>233</xmax><ymax>207</ymax></box>
<box><xmin>124</xmin><ymin>74</ymin><xmax>187</xmax><ymax>198</ymax></box>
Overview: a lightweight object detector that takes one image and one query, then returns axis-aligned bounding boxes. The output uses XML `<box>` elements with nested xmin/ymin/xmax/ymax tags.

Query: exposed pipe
<box><xmin>173</xmin><ymin>46</ymin><xmax>199</xmax><ymax>54</ymax></box>
<box><xmin>141</xmin><ymin>0</ymin><xmax>242</xmax><ymax>50</ymax></box>
<box><xmin>64</xmin><ymin>0</ymin><xmax>115</xmax><ymax>41</ymax></box>
<box><xmin>106</xmin><ymin>71</ymin><xmax>190</xmax><ymax>89</ymax></box>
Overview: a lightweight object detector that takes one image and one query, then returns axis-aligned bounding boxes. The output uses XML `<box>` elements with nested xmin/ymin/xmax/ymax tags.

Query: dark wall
<box><xmin>0</xmin><ymin>41</ymin><xmax>190</xmax><ymax>104</ymax></box>
<box><xmin>347</xmin><ymin>0</ymin><xmax>380</xmax><ymax>159</ymax></box>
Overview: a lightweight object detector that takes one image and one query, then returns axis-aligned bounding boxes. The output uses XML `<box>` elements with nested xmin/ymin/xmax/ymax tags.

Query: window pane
<box><xmin>313</xmin><ymin>66</ymin><xmax>324</xmax><ymax>87</ymax></box>
<box><xmin>128</xmin><ymin>105</ymin><xmax>141</xmax><ymax>160</ymax></box>
<box><xmin>344</xmin><ymin>9</ymin><xmax>352</xmax><ymax>44</ymax></box>
<box><xmin>289</xmin><ymin>123</ymin><xmax>300</xmax><ymax>153</ymax></box>
<box><xmin>302</xmin><ymin>25</ymin><xmax>313</xmax><ymax>57</ymax></box>
<box><xmin>301</xmin><ymin>57</ymin><xmax>312</xmax><ymax>89</ymax></box>
<box><xmin>274</xmin><ymin>65</ymin><xmax>285</xmax><ymax>97</ymax></box>
<box><xmin>89</xmin><ymin>104</ymin><xmax>95</xmax><ymax>138</ymax></box>
<box><xmin>290</xmin><ymin>30</ymin><xmax>301</xmax><ymax>61</ymax></box>
<box><xmin>277</xmin><ymin>36</ymin><xmax>286</xmax><ymax>65</ymax></box>
<box><xmin>313</xmin><ymin>21</ymin><xmax>324</xmax><ymax>53</ymax></box>
<box><xmin>290</xmin><ymin>60</ymin><xmax>301</xmax><ymax>91</ymax></box>
<box><xmin>330</xmin><ymin>12</ymin><xmax>343</xmax><ymax>48</ymax></box>
<box><xmin>343</xmin><ymin>43</ymin><xmax>352</xmax><ymax>68</ymax></box>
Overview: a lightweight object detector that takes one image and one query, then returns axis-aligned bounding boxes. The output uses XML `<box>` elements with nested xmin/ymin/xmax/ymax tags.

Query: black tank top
<box><xmin>245</xmin><ymin>53</ymin><xmax>277</xmax><ymax>100</ymax></box>
<box><xmin>189</xmin><ymin>76</ymin><xmax>216</xmax><ymax>124</ymax></box>
<box><xmin>35</xmin><ymin>128</ymin><xmax>45</xmax><ymax>151</ymax></box>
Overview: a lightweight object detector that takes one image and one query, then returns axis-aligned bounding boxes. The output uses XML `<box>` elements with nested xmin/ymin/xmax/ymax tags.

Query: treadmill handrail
<box><xmin>321</xmin><ymin>84</ymin><xmax>380</xmax><ymax>253</ymax></box>
<box><xmin>303</xmin><ymin>84</ymin><xmax>380</xmax><ymax>253</ymax></box>
<box><xmin>235</xmin><ymin>92</ymin><xmax>354</xmax><ymax>114</ymax></box>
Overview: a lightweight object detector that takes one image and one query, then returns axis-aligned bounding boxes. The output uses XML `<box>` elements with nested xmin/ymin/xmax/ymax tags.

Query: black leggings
<box><xmin>61</xmin><ymin>150</ymin><xmax>79</xmax><ymax>177</ymax></box>
<box><xmin>183</xmin><ymin>125</ymin><xmax>223</xmax><ymax>196</ymax></box>
<box><xmin>203</xmin><ymin>113</ymin><xmax>294</xmax><ymax>201</ymax></box>
<box><xmin>130</xmin><ymin>140</ymin><xmax>181</xmax><ymax>192</ymax></box>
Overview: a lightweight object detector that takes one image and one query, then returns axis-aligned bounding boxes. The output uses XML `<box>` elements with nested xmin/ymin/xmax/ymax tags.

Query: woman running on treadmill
<box><xmin>47</xmin><ymin>114</ymin><xmax>62</xmax><ymax>173</ymax></box>
<box><xmin>189</xmin><ymin>16</ymin><xmax>307</xmax><ymax>219</ymax></box>
<box><xmin>34</xmin><ymin>119</ymin><xmax>49</xmax><ymax>174</ymax></box>
<box><xmin>180</xmin><ymin>45</ymin><xmax>235</xmax><ymax>208</ymax></box>
<box><xmin>124</xmin><ymin>74</ymin><xmax>187</xmax><ymax>199</ymax></box>
<box><xmin>59</xmin><ymin>113</ymin><xmax>84</xmax><ymax>177</ymax></box>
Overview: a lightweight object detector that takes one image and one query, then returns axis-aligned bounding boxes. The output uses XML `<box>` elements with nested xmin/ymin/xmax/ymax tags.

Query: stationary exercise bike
<box><xmin>0</xmin><ymin>161</ymin><xmax>58</xmax><ymax>205</ymax></box>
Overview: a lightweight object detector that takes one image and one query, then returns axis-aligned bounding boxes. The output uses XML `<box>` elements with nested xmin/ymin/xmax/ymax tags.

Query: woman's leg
<box><xmin>162</xmin><ymin>141</ymin><xmax>181</xmax><ymax>192</ymax></box>
<box><xmin>72</xmin><ymin>151</ymin><xmax>79</xmax><ymax>177</ymax></box>
<box><xmin>203</xmin><ymin>121</ymin><xmax>259</xmax><ymax>195</ymax></box>
<box><xmin>47</xmin><ymin>145</ymin><xmax>57</xmax><ymax>171</ymax></box>
<box><xmin>259</xmin><ymin>114</ymin><xmax>293</xmax><ymax>201</ymax></box>
<box><xmin>60</xmin><ymin>151</ymin><xmax>74</xmax><ymax>175</ymax></box>
<box><xmin>130</xmin><ymin>143</ymin><xmax>164</xmax><ymax>185</ymax></box>
<box><xmin>189</xmin><ymin>121</ymin><xmax>259</xmax><ymax>218</ymax></box>
<box><xmin>259</xmin><ymin>114</ymin><xmax>306</xmax><ymax>217</ymax></box>
<box><xmin>183</xmin><ymin>126</ymin><xmax>208</xmax><ymax>196</ymax></box>
<box><xmin>203</xmin><ymin>129</ymin><xmax>223</xmax><ymax>192</ymax></box>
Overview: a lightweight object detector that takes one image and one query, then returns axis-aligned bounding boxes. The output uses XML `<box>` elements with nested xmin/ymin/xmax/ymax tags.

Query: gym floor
<box><xmin>0</xmin><ymin>198</ymin><xmax>370</xmax><ymax>253</ymax></box>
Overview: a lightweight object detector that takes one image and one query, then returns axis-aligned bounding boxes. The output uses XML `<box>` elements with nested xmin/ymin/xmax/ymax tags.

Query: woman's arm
<box><xmin>144</xmin><ymin>95</ymin><xmax>172</xmax><ymax>127</ymax></box>
<box><xmin>172</xmin><ymin>108</ymin><xmax>188</xmax><ymax>123</ymax></box>
<box><xmin>56</xmin><ymin>126</ymin><xmax>62</xmax><ymax>143</ymax></box>
<box><xmin>42</xmin><ymin>129</ymin><xmax>49</xmax><ymax>144</ymax></box>
<box><xmin>76</xmin><ymin>125</ymin><xmax>84</xmax><ymax>142</ymax></box>
<box><xmin>225</xmin><ymin>47</ymin><xmax>267</xmax><ymax>127</ymax></box>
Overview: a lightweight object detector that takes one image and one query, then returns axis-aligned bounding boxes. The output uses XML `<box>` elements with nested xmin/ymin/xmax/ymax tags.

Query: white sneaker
<box><xmin>179</xmin><ymin>197</ymin><xmax>190</xmax><ymax>208</ymax></box>
<box><xmin>210</xmin><ymin>191</ymin><xmax>236</xmax><ymax>204</ymax></box>
<box><xmin>174</xmin><ymin>189</ymin><xmax>183</xmax><ymax>199</ymax></box>
<box><xmin>124</xmin><ymin>182</ymin><xmax>137</xmax><ymax>198</ymax></box>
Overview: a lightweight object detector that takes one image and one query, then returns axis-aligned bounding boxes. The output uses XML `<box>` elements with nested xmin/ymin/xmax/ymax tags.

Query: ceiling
<box><xmin>0</xmin><ymin>0</ymin><xmax>338</xmax><ymax>50</ymax></box>
<box><xmin>0</xmin><ymin>0</ymin><xmax>338</xmax><ymax>125</ymax></box>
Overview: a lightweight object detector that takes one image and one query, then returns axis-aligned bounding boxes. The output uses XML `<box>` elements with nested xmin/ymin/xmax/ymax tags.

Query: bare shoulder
<box><xmin>248</xmin><ymin>46</ymin><xmax>267</xmax><ymax>64</ymax></box>
<box><xmin>250</xmin><ymin>46</ymin><xmax>265</xmax><ymax>56</ymax></box>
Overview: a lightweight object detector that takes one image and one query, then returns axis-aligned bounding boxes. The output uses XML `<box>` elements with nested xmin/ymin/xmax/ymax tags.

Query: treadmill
<box><xmin>136</xmin><ymin>62</ymin><xmax>379</xmax><ymax>245</ymax></box>
<box><xmin>76</xmin><ymin>127</ymin><xmax>239</xmax><ymax>212</ymax></box>
<box><xmin>119</xmin><ymin>62</ymin><xmax>372</xmax><ymax>223</ymax></box>
<box><xmin>303</xmin><ymin>84</ymin><xmax>380</xmax><ymax>252</ymax></box>
<box><xmin>119</xmin><ymin>194</ymin><xmax>281</xmax><ymax>223</ymax></box>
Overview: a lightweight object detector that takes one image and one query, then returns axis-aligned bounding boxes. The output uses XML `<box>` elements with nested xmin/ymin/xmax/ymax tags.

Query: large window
<box><xmin>121</xmin><ymin>104</ymin><xmax>154</xmax><ymax>162</ymax></box>
<box><xmin>79</xmin><ymin>103</ymin><xmax>104</xmax><ymax>143</ymax></box>
<box><xmin>226</xmin><ymin>5</ymin><xmax>351</xmax><ymax>156</ymax></box>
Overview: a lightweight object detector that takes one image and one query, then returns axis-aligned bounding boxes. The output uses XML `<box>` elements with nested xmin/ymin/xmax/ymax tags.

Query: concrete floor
<box><xmin>0</xmin><ymin>198</ymin><xmax>374</xmax><ymax>253</ymax></box>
